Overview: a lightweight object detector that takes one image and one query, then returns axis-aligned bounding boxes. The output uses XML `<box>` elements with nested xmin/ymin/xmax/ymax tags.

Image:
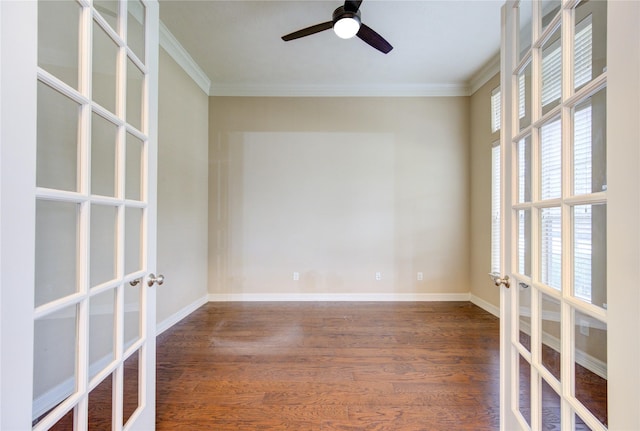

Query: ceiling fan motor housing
<box><xmin>332</xmin><ymin>6</ymin><xmax>361</xmax><ymax>26</ymax></box>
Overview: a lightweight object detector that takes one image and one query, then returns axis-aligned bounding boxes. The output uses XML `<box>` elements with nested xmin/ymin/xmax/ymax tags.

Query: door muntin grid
<box><xmin>33</xmin><ymin>1</ymin><xmax>152</xmax><ymax>429</ymax></box>
<box><xmin>509</xmin><ymin>1</ymin><xmax>607</xmax><ymax>430</ymax></box>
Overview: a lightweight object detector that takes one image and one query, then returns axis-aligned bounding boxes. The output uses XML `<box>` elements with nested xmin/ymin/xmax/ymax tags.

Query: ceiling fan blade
<box><xmin>282</xmin><ymin>21</ymin><xmax>333</xmax><ymax>41</ymax></box>
<box><xmin>356</xmin><ymin>23</ymin><xmax>393</xmax><ymax>54</ymax></box>
<box><xmin>344</xmin><ymin>0</ymin><xmax>363</xmax><ymax>12</ymax></box>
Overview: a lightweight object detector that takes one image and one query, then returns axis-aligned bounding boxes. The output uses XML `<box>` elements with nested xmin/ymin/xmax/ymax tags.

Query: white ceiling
<box><xmin>158</xmin><ymin>0</ymin><xmax>503</xmax><ymax>96</ymax></box>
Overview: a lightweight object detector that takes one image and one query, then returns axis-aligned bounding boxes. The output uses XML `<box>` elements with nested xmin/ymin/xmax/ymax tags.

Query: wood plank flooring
<box><xmin>155</xmin><ymin>302</ymin><xmax>501</xmax><ymax>430</ymax></box>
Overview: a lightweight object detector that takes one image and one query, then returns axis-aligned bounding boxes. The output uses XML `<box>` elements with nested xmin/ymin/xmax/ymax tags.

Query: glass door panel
<box><xmin>32</xmin><ymin>306</ymin><xmax>79</xmax><ymax>424</ymax></box>
<box><xmin>517</xmin><ymin>135</ymin><xmax>532</xmax><ymax>203</ymax></box>
<box><xmin>36</xmin><ymin>81</ymin><xmax>80</xmax><ymax>192</ymax></box>
<box><xmin>89</xmin><ymin>289</ymin><xmax>116</xmax><ymax>381</ymax></box>
<box><xmin>38</xmin><ymin>0</ymin><xmax>80</xmax><ymax>90</ymax></box>
<box><xmin>519</xmin><ymin>62</ymin><xmax>532</xmax><ymax>131</ymax></box>
<box><xmin>541</xmin><ymin>26</ymin><xmax>562</xmax><ymax>115</ymax></box>
<box><xmin>35</xmin><ymin>200</ymin><xmax>79</xmax><ymax>307</ymax></box>
<box><xmin>90</xmin><ymin>204</ymin><xmax>117</xmax><ymax>287</ymax></box>
<box><xmin>91</xmin><ymin>112</ymin><xmax>118</xmax><ymax>197</ymax></box>
<box><xmin>128</xmin><ymin>0</ymin><xmax>146</xmax><ymax>62</ymax></box>
<box><xmin>573</xmin><ymin>88</ymin><xmax>607</xmax><ymax>195</ymax></box>
<box><xmin>541</xmin><ymin>293</ymin><xmax>561</xmax><ymax>380</ymax></box>
<box><xmin>574</xmin><ymin>0</ymin><xmax>607</xmax><ymax>91</ymax></box>
<box><xmin>92</xmin><ymin>20</ymin><xmax>119</xmax><ymax>114</ymax></box>
<box><xmin>574</xmin><ymin>310</ymin><xmax>607</xmax><ymax>426</ymax></box>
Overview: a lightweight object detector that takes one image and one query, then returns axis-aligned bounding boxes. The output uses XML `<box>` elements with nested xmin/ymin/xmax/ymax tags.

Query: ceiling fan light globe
<box><xmin>334</xmin><ymin>17</ymin><xmax>360</xmax><ymax>39</ymax></box>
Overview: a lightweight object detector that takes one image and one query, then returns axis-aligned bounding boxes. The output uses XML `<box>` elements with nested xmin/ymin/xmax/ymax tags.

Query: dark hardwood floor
<box><xmin>155</xmin><ymin>302</ymin><xmax>501</xmax><ymax>430</ymax></box>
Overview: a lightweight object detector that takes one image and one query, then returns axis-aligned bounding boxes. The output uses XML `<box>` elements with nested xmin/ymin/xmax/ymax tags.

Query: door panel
<box><xmin>500</xmin><ymin>1</ymin><xmax>640</xmax><ymax>430</ymax></box>
<box><xmin>0</xmin><ymin>1</ymin><xmax>158</xmax><ymax>429</ymax></box>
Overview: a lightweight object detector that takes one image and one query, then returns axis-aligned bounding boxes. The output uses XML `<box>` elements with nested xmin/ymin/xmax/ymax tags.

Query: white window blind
<box><xmin>491</xmin><ymin>145</ymin><xmax>501</xmax><ymax>274</ymax></box>
<box><xmin>574</xmin><ymin>15</ymin><xmax>593</xmax><ymax>89</ymax></box>
<box><xmin>542</xmin><ymin>39</ymin><xmax>562</xmax><ymax>107</ymax></box>
<box><xmin>541</xmin><ymin>206</ymin><xmax>562</xmax><ymax>289</ymax></box>
<box><xmin>574</xmin><ymin>205</ymin><xmax>592</xmax><ymax>302</ymax></box>
<box><xmin>541</xmin><ymin>118</ymin><xmax>562</xmax><ymax>199</ymax></box>
<box><xmin>491</xmin><ymin>87</ymin><xmax>501</xmax><ymax>133</ymax></box>
<box><xmin>574</xmin><ymin>103</ymin><xmax>592</xmax><ymax>194</ymax></box>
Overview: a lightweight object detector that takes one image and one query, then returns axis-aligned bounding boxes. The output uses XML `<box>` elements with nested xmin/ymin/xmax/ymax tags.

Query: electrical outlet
<box><xmin>417</xmin><ymin>272</ymin><xmax>423</xmax><ymax>281</ymax></box>
<box><xmin>293</xmin><ymin>272</ymin><xmax>300</xmax><ymax>281</ymax></box>
<box><xmin>375</xmin><ymin>272</ymin><xmax>382</xmax><ymax>281</ymax></box>
<box><xmin>579</xmin><ymin>319</ymin><xmax>590</xmax><ymax>336</ymax></box>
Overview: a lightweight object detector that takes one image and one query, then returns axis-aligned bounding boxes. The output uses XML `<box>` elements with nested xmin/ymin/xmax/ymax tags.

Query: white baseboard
<box><xmin>206</xmin><ymin>292</ymin><xmax>471</xmax><ymax>302</ymax></box>
<box><xmin>470</xmin><ymin>293</ymin><xmax>500</xmax><ymax>317</ymax></box>
<box><xmin>156</xmin><ymin>295</ymin><xmax>209</xmax><ymax>336</ymax></box>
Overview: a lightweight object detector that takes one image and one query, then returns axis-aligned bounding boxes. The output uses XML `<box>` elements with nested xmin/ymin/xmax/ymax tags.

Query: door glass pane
<box><xmin>123</xmin><ymin>350</ymin><xmax>141</xmax><ymax>426</ymax></box>
<box><xmin>37</xmin><ymin>81</ymin><xmax>80</xmax><ymax>192</ymax></box>
<box><xmin>519</xmin><ymin>354</ymin><xmax>532</xmax><ymax>426</ymax></box>
<box><xmin>541</xmin><ymin>118</ymin><xmax>562</xmax><ymax>199</ymax></box>
<box><xmin>36</xmin><ymin>408</ymin><xmax>74</xmax><ymax>430</ymax></box>
<box><xmin>125</xmin><ymin>207</ymin><xmax>143</xmax><ymax>275</ymax></box>
<box><xmin>89</xmin><ymin>289</ymin><xmax>116</xmax><ymax>381</ymax></box>
<box><xmin>38</xmin><ymin>0</ymin><xmax>80</xmax><ymax>90</ymax></box>
<box><xmin>519</xmin><ymin>281</ymin><xmax>532</xmax><ymax>351</ymax></box>
<box><xmin>33</xmin><ymin>306</ymin><xmax>78</xmax><ymax>422</ymax></box>
<box><xmin>541</xmin><ymin>0</ymin><xmax>561</xmax><ymax>32</ymax></box>
<box><xmin>518</xmin><ymin>0</ymin><xmax>533</xmax><ymax>60</ymax></box>
<box><xmin>94</xmin><ymin>0</ymin><xmax>119</xmax><ymax>32</ymax></box>
<box><xmin>518</xmin><ymin>209</ymin><xmax>532</xmax><ymax>277</ymax></box>
<box><xmin>125</xmin><ymin>133</ymin><xmax>143</xmax><ymax>200</ymax></box>
<box><xmin>541</xmin><ymin>207</ymin><xmax>562</xmax><ymax>290</ymax></box>
<box><xmin>573</xmin><ymin>204</ymin><xmax>607</xmax><ymax>309</ymax></box>
<box><xmin>518</xmin><ymin>62</ymin><xmax>532</xmax><ymax>131</ymax></box>
<box><xmin>574</xmin><ymin>310</ymin><xmax>607</xmax><ymax>427</ymax></box>
<box><xmin>128</xmin><ymin>0</ymin><xmax>145</xmax><ymax>62</ymax></box>
<box><xmin>541</xmin><ymin>294</ymin><xmax>561</xmax><ymax>380</ymax></box>
<box><xmin>90</xmin><ymin>204</ymin><xmax>117</xmax><ymax>288</ymax></box>
<box><xmin>91</xmin><ymin>112</ymin><xmax>118</xmax><ymax>197</ymax></box>
<box><xmin>542</xmin><ymin>26</ymin><xmax>562</xmax><ymax>115</ymax></box>
<box><xmin>124</xmin><ymin>284</ymin><xmax>141</xmax><ymax>347</ymax></box>
<box><xmin>89</xmin><ymin>374</ymin><xmax>113</xmax><ymax>430</ymax></box>
<box><xmin>541</xmin><ymin>378</ymin><xmax>561</xmax><ymax>430</ymax></box>
<box><xmin>35</xmin><ymin>200</ymin><xmax>78</xmax><ymax>307</ymax></box>
<box><xmin>575</xmin><ymin>413</ymin><xmax>594</xmax><ymax>430</ymax></box>
<box><xmin>517</xmin><ymin>135</ymin><xmax>532</xmax><ymax>203</ymax></box>
<box><xmin>93</xmin><ymin>20</ymin><xmax>119</xmax><ymax>114</ymax></box>
<box><xmin>574</xmin><ymin>0</ymin><xmax>606</xmax><ymax>91</ymax></box>
<box><xmin>573</xmin><ymin>88</ymin><xmax>607</xmax><ymax>195</ymax></box>
<box><xmin>126</xmin><ymin>58</ymin><xmax>144</xmax><ymax>131</ymax></box>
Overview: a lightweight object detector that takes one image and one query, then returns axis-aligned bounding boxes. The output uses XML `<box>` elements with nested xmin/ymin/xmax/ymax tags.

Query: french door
<box><xmin>1</xmin><ymin>1</ymin><xmax>159</xmax><ymax>430</ymax></box>
<box><xmin>499</xmin><ymin>1</ymin><xmax>640</xmax><ymax>430</ymax></box>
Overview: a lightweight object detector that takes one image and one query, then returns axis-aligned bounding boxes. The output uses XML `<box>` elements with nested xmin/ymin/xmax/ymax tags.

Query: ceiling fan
<box><xmin>281</xmin><ymin>0</ymin><xmax>393</xmax><ymax>54</ymax></box>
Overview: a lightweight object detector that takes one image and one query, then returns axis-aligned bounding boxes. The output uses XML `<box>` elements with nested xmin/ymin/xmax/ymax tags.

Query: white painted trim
<box><xmin>156</xmin><ymin>295</ymin><xmax>208</xmax><ymax>336</ymax></box>
<box><xmin>470</xmin><ymin>293</ymin><xmax>500</xmax><ymax>317</ymax></box>
<box><xmin>468</xmin><ymin>51</ymin><xmax>501</xmax><ymax>95</ymax></box>
<box><xmin>159</xmin><ymin>21</ymin><xmax>211</xmax><ymax>95</ymax></box>
<box><xmin>206</xmin><ymin>292</ymin><xmax>471</xmax><ymax>302</ymax></box>
<box><xmin>209</xmin><ymin>83</ymin><xmax>470</xmax><ymax>98</ymax></box>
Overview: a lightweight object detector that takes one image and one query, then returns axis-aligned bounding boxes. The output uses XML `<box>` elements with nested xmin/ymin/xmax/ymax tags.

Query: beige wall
<box><xmin>209</xmin><ymin>97</ymin><xmax>470</xmax><ymax>298</ymax></box>
<box><xmin>157</xmin><ymin>47</ymin><xmax>209</xmax><ymax>324</ymax></box>
<box><xmin>469</xmin><ymin>72</ymin><xmax>500</xmax><ymax>310</ymax></box>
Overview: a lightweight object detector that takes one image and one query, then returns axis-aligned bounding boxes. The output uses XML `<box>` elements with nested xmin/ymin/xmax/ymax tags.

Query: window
<box><xmin>491</xmin><ymin>87</ymin><xmax>501</xmax><ymax>133</ymax></box>
<box><xmin>491</xmin><ymin>144</ymin><xmax>501</xmax><ymax>274</ymax></box>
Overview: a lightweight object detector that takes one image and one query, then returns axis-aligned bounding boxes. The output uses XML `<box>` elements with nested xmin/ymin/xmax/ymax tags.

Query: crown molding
<box><xmin>468</xmin><ymin>51</ymin><xmax>501</xmax><ymax>95</ymax></box>
<box><xmin>159</xmin><ymin>21</ymin><xmax>211</xmax><ymax>95</ymax></box>
<box><xmin>209</xmin><ymin>82</ymin><xmax>471</xmax><ymax>97</ymax></box>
